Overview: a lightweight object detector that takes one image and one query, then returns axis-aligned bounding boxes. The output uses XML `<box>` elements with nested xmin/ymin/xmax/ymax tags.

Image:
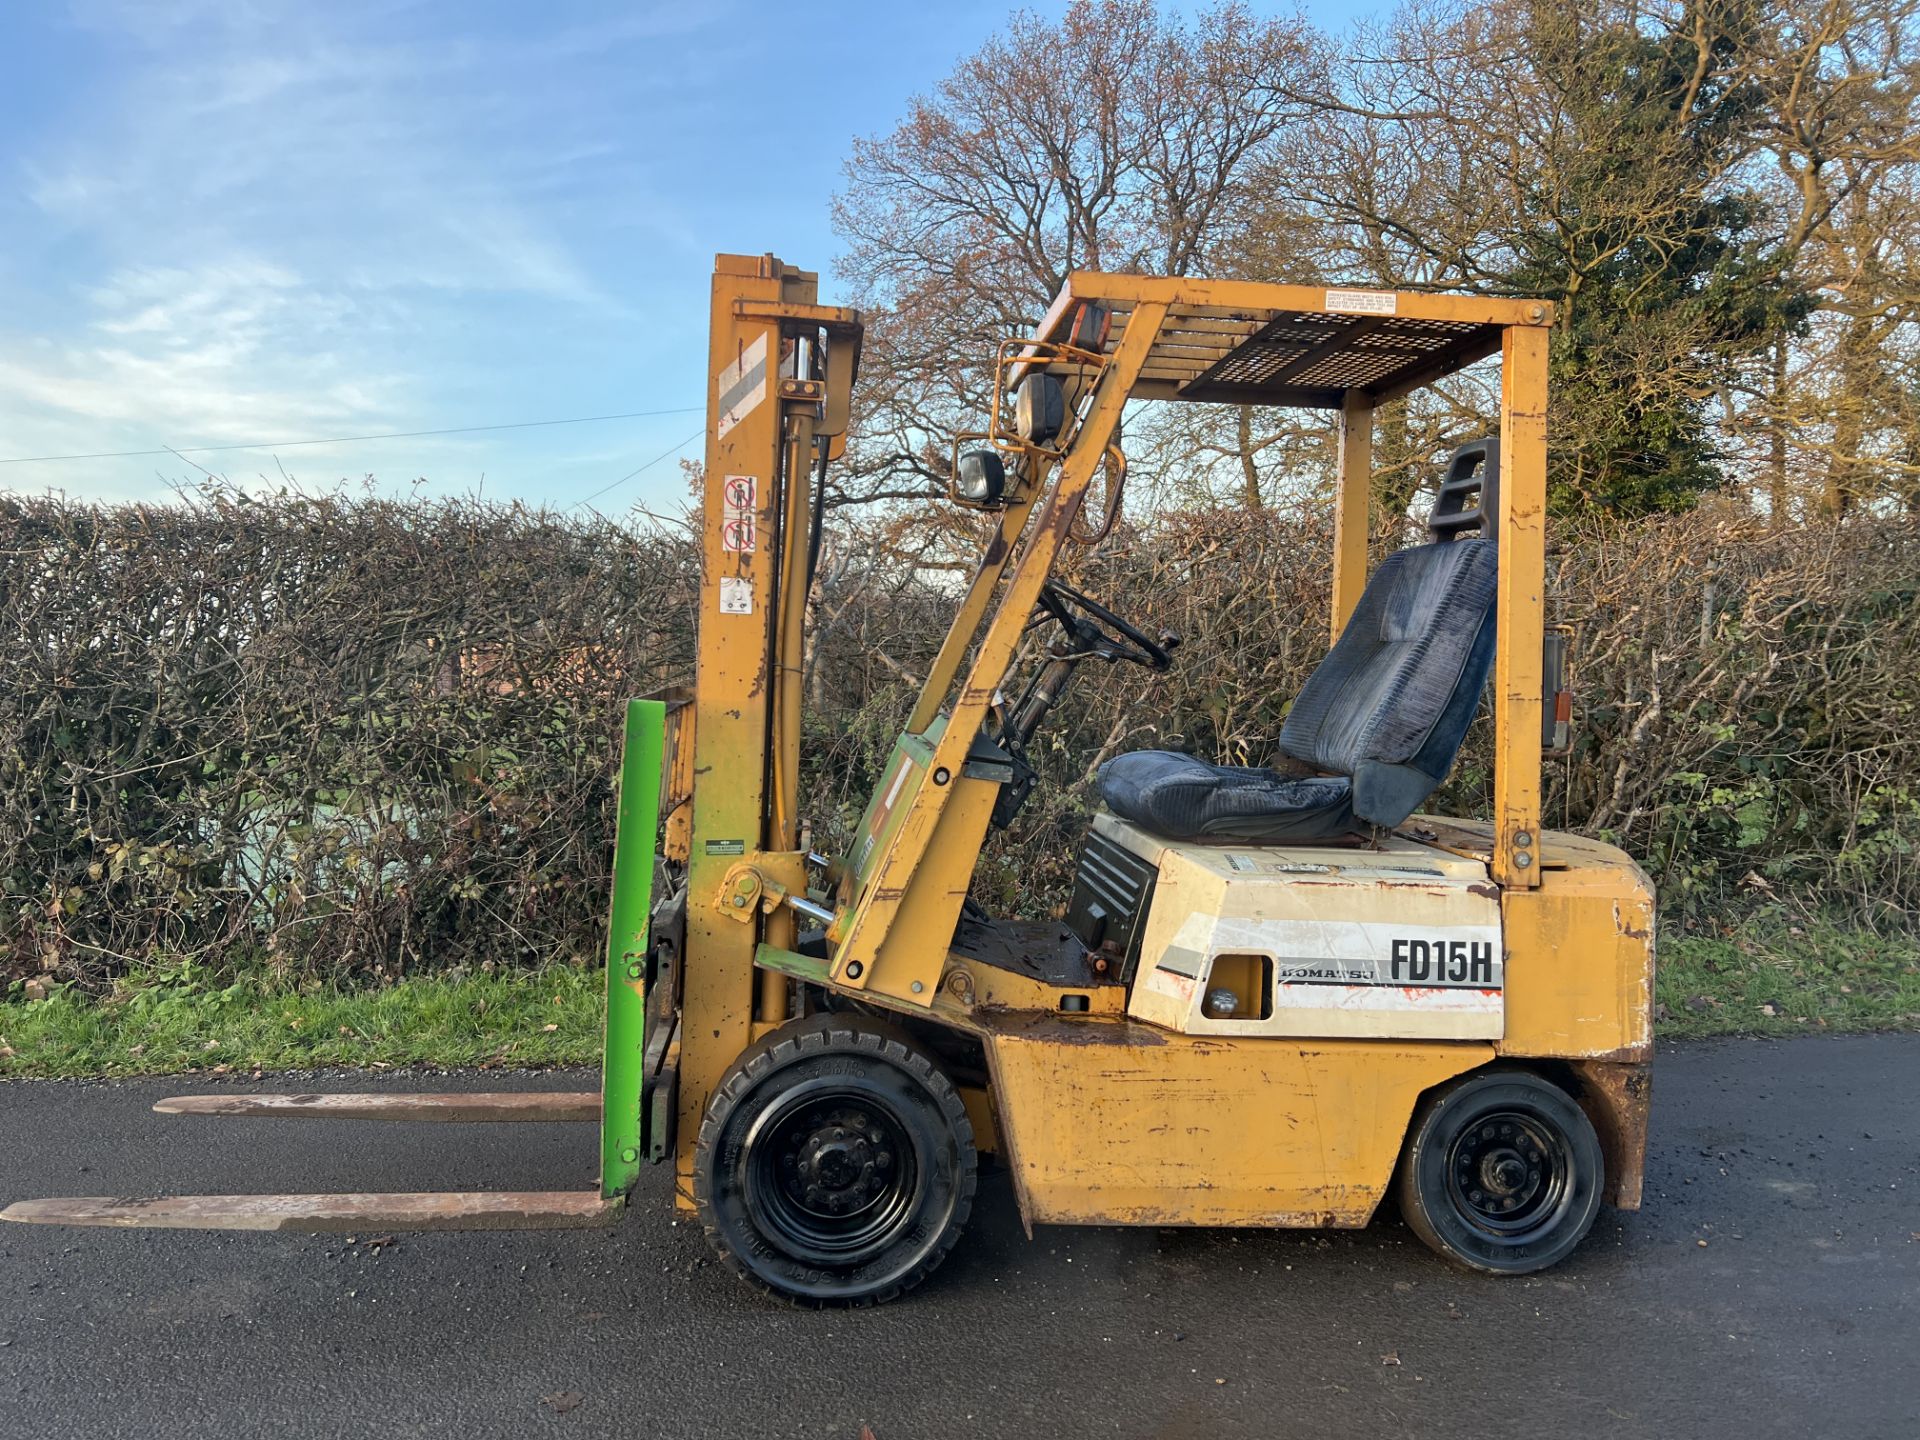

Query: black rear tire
<box><xmin>1398</xmin><ymin>1068</ymin><xmax>1604</xmax><ymax>1275</ymax></box>
<box><xmin>693</xmin><ymin>1013</ymin><xmax>976</xmax><ymax>1306</ymax></box>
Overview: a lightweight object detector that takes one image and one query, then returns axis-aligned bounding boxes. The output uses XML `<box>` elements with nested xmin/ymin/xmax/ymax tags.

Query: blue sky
<box><xmin>0</xmin><ymin>1</ymin><xmax>1360</xmax><ymax>515</ymax></box>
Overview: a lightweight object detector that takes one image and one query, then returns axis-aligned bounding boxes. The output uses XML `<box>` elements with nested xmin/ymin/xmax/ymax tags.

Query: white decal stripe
<box><xmin>715</xmin><ymin>334</ymin><xmax>769</xmax><ymax>439</ymax></box>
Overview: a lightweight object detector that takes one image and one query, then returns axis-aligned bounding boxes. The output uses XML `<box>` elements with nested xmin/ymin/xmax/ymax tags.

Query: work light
<box><xmin>955</xmin><ymin>449</ymin><xmax>1007</xmax><ymax>506</ymax></box>
<box><xmin>1014</xmin><ymin>372</ymin><xmax>1066</xmax><ymax>445</ymax></box>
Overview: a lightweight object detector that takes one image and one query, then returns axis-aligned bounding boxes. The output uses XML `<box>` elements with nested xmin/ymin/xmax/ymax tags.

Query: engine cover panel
<box><xmin>1097</xmin><ymin>813</ymin><xmax>1505</xmax><ymax>1041</ymax></box>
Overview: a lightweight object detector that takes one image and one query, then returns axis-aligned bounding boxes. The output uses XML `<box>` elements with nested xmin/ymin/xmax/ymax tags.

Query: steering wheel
<box><xmin>1034</xmin><ymin>579</ymin><xmax>1177</xmax><ymax>671</ymax></box>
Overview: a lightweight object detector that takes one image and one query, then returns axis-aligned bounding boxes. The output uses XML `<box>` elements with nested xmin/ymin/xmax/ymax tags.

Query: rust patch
<box><xmin>983</xmin><ymin>1011</ymin><xmax>1169</xmax><ymax>1046</ymax></box>
<box><xmin>1614</xmin><ymin>900</ymin><xmax>1653</xmax><ymax>943</ymax></box>
<box><xmin>1028</xmin><ymin>1201</ymin><xmax>1373</xmax><ymax>1229</ymax></box>
<box><xmin>1569</xmin><ymin>1059</ymin><xmax>1652</xmax><ymax>1209</ymax></box>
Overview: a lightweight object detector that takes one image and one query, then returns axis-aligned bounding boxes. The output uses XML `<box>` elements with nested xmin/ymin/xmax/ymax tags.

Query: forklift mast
<box><xmin>666</xmin><ymin>255</ymin><xmax>864</xmax><ymax>1196</ymax></box>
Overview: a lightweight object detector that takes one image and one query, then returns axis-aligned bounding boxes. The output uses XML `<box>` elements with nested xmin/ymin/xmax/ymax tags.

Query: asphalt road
<box><xmin>2</xmin><ymin>1035</ymin><xmax>1915</xmax><ymax>1440</ymax></box>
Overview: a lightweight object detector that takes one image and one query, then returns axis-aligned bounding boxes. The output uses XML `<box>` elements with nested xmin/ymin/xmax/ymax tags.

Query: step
<box><xmin>1</xmin><ymin>1190</ymin><xmax>617</xmax><ymax>1232</ymax></box>
<box><xmin>152</xmin><ymin>1091</ymin><xmax>601</xmax><ymax>1123</ymax></box>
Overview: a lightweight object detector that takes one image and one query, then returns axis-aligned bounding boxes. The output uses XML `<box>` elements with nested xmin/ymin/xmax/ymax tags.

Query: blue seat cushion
<box><xmin>1280</xmin><ymin>539</ymin><xmax>1498</xmax><ymax>828</ymax></box>
<box><xmin>1097</xmin><ymin>750</ymin><xmax>1357</xmax><ymax>844</ymax></box>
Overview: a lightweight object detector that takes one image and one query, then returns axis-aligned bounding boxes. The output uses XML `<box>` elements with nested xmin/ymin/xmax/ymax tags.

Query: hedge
<box><xmin>4</xmin><ymin>488</ymin><xmax>1913</xmax><ymax>988</ymax></box>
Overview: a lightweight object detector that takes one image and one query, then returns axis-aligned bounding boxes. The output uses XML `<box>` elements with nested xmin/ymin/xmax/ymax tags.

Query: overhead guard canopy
<box><xmin>1030</xmin><ymin>273</ymin><xmax>1552</xmax><ymax>410</ymax></box>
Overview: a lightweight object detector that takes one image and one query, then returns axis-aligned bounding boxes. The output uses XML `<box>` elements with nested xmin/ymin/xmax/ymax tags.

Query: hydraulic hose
<box><xmin>805</xmin><ymin>447</ymin><xmax>828</xmax><ymax>594</ymax></box>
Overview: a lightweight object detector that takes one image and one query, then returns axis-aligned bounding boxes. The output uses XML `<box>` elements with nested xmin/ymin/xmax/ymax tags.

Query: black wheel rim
<box><xmin>740</xmin><ymin>1081</ymin><xmax>922</xmax><ymax>1267</ymax></box>
<box><xmin>1443</xmin><ymin>1109</ymin><xmax>1572</xmax><ymax>1243</ymax></box>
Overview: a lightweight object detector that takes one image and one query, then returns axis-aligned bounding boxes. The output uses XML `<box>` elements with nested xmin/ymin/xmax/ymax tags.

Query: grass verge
<box><xmin>1655</xmin><ymin>921</ymin><xmax>1920</xmax><ymax>1039</ymax></box>
<box><xmin>2</xmin><ymin>923</ymin><xmax>1915</xmax><ymax>1078</ymax></box>
<box><xmin>0</xmin><ymin>963</ymin><xmax>604</xmax><ymax>1078</ymax></box>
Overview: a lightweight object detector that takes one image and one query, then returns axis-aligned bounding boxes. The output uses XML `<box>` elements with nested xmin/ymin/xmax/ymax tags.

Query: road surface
<box><xmin>1</xmin><ymin>1035</ymin><xmax>1915</xmax><ymax>1439</ymax></box>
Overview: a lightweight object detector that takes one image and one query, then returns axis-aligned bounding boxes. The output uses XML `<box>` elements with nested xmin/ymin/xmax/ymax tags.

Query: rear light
<box><xmin>1543</xmin><ymin>628</ymin><xmax>1574</xmax><ymax>755</ymax></box>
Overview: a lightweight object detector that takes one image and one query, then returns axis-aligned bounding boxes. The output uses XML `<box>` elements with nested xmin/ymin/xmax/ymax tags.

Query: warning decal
<box><xmin>721</xmin><ymin>474</ymin><xmax>756</xmax><ymax>553</ymax></box>
<box><xmin>1324</xmin><ymin>288</ymin><xmax>1398</xmax><ymax>316</ymax></box>
<box><xmin>716</xmin><ymin>334</ymin><xmax>768</xmax><ymax>439</ymax></box>
<box><xmin>718</xmin><ymin>577</ymin><xmax>753</xmax><ymax>615</ymax></box>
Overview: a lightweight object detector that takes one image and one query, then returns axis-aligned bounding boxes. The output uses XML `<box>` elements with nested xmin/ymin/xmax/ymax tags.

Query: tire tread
<box><xmin>1397</xmin><ymin>1065</ymin><xmax>1604</xmax><ymax>1276</ymax></box>
<box><xmin>692</xmin><ymin>1014</ymin><xmax>976</xmax><ymax>1307</ymax></box>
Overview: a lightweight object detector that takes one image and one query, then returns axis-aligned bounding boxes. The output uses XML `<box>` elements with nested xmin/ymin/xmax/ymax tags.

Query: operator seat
<box><xmin>1098</xmin><ymin>439</ymin><xmax>1502</xmax><ymax>844</ymax></box>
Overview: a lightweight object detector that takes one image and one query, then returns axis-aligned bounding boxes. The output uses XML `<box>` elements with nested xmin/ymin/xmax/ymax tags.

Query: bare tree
<box><xmin>832</xmin><ymin>0</ymin><xmax>1324</xmax><ymax>514</ymax></box>
<box><xmin>829</xmin><ymin>0</ymin><xmax>1920</xmax><ymax>523</ymax></box>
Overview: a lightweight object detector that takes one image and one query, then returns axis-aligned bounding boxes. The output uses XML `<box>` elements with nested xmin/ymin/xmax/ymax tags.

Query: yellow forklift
<box><xmin>6</xmin><ymin>255</ymin><xmax>1654</xmax><ymax>1305</ymax></box>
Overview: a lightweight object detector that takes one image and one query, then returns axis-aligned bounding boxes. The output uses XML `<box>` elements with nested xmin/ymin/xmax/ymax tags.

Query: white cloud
<box><xmin>0</xmin><ymin>2</ymin><xmax>716</xmax><ymax>497</ymax></box>
<box><xmin>0</xmin><ymin>254</ymin><xmax>411</xmax><ymax>500</ymax></box>
<box><xmin>0</xmin><ymin>1</ymin><xmax>757</xmax><ymax>503</ymax></box>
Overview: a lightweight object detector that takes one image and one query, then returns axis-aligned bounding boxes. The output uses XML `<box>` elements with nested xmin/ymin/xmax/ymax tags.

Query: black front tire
<box><xmin>693</xmin><ymin>1013</ymin><xmax>976</xmax><ymax>1306</ymax></box>
<box><xmin>1398</xmin><ymin>1068</ymin><xmax>1604</xmax><ymax>1275</ymax></box>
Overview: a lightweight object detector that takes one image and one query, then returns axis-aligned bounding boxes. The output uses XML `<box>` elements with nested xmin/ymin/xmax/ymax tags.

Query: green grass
<box><xmin>0</xmin><ymin>962</ymin><xmax>605</xmax><ymax>1078</ymax></box>
<box><xmin>2</xmin><ymin>922</ymin><xmax>1915</xmax><ymax>1078</ymax></box>
<box><xmin>1655</xmin><ymin>921</ymin><xmax>1920</xmax><ymax>1039</ymax></box>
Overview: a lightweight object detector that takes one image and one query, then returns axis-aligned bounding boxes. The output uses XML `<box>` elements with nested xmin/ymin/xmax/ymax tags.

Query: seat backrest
<box><xmin>1278</xmin><ymin>527</ymin><xmax>1498</xmax><ymax>829</ymax></box>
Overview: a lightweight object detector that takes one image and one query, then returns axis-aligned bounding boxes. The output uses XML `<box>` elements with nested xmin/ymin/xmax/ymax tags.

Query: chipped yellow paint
<box><xmin>659</xmin><ymin>690</ymin><xmax>696</xmax><ymax>865</ymax></box>
<box><xmin>1059</xmin><ymin>271</ymin><xmax>1555</xmax><ymax>331</ymax></box>
<box><xmin>860</xmin><ymin>773</ymin><xmax>1002</xmax><ymax>1006</ymax></box>
<box><xmin>675</xmin><ymin>255</ymin><xmax>862</xmax><ymax>1205</ymax></box>
<box><xmin>1331</xmin><ymin>393</ymin><xmax>1372</xmax><ymax>642</ymax></box>
<box><xmin>957</xmin><ymin>1084</ymin><xmax>999</xmax><ymax>1155</ymax></box>
<box><xmin>1493</xmin><ymin>324</ymin><xmax>1548</xmax><ymax>889</ymax></box>
<box><xmin>936</xmin><ymin>959</ymin><xmax>1129</xmax><ymax>1015</ymax></box>
<box><xmin>1498</xmin><ymin>836</ymin><xmax>1656</xmax><ymax>1061</ymax></box>
<box><xmin>981</xmin><ymin>1013</ymin><xmax>1489</xmax><ymax>1227</ymax></box>
<box><xmin>1386</xmin><ymin>817</ymin><xmax>1655</xmax><ymax>1060</ymax></box>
